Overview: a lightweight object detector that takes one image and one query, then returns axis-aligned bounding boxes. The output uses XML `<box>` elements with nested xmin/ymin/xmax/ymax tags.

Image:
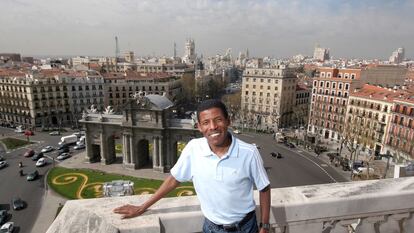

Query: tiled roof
<box><xmin>103</xmin><ymin>72</ymin><xmax>174</xmax><ymax>80</ymax></box>
<box><xmin>350</xmin><ymin>84</ymin><xmax>406</xmax><ymax>102</ymax></box>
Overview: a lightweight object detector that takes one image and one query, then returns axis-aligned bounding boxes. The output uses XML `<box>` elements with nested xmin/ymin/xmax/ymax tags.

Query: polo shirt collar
<box><xmin>200</xmin><ymin>132</ymin><xmax>238</xmax><ymax>158</ymax></box>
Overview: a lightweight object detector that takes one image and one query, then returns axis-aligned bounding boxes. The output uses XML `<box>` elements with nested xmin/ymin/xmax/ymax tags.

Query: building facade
<box><xmin>103</xmin><ymin>72</ymin><xmax>182</xmax><ymax>112</ymax></box>
<box><xmin>308</xmin><ymin>67</ymin><xmax>361</xmax><ymax>141</ymax></box>
<box><xmin>241</xmin><ymin>66</ymin><xmax>297</xmax><ymax>131</ymax></box>
<box><xmin>386</xmin><ymin>98</ymin><xmax>414</xmax><ymax>161</ymax></box>
<box><xmin>345</xmin><ymin>85</ymin><xmax>402</xmax><ymax>156</ymax></box>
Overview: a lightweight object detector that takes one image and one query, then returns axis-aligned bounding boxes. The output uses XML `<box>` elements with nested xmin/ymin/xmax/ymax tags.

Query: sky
<box><xmin>0</xmin><ymin>0</ymin><xmax>413</xmax><ymax>59</ymax></box>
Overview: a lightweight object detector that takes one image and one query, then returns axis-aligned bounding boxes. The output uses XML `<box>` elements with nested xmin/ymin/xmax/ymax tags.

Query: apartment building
<box><xmin>294</xmin><ymin>84</ymin><xmax>311</xmax><ymax>127</ymax></box>
<box><xmin>386</xmin><ymin>97</ymin><xmax>414</xmax><ymax>161</ymax></box>
<box><xmin>103</xmin><ymin>72</ymin><xmax>182</xmax><ymax>112</ymax></box>
<box><xmin>345</xmin><ymin>85</ymin><xmax>403</xmax><ymax>156</ymax></box>
<box><xmin>308</xmin><ymin>67</ymin><xmax>361</xmax><ymax>140</ymax></box>
<box><xmin>0</xmin><ymin>69</ymin><xmax>105</xmax><ymax>129</ymax></box>
<box><xmin>241</xmin><ymin>66</ymin><xmax>297</xmax><ymax>130</ymax></box>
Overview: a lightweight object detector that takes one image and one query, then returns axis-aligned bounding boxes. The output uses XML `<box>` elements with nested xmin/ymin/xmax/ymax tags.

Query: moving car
<box><xmin>233</xmin><ymin>129</ymin><xmax>241</xmax><ymax>134</ymax></box>
<box><xmin>271</xmin><ymin>152</ymin><xmax>283</xmax><ymax>159</ymax></box>
<box><xmin>12</xmin><ymin>197</ymin><xmax>25</xmax><ymax>210</ymax></box>
<box><xmin>41</xmin><ymin>146</ymin><xmax>54</xmax><ymax>153</ymax></box>
<box><xmin>0</xmin><ymin>210</ymin><xmax>8</xmax><ymax>225</ymax></box>
<box><xmin>284</xmin><ymin>142</ymin><xmax>295</xmax><ymax>148</ymax></box>
<box><xmin>58</xmin><ymin>147</ymin><xmax>70</xmax><ymax>154</ymax></box>
<box><xmin>26</xmin><ymin>170</ymin><xmax>39</xmax><ymax>181</ymax></box>
<box><xmin>36</xmin><ymin>158</ymin><xmax>47</xmax><ymax>167</ymax></box>
<box><xmin>49</xmin><ymin>131</ymin><xmax>60</xmax><ymax>136</ymax></box>
<box><xmin>23</xmin><ymin>149</ymin><xmax>35</xmax><ymax>157</ymax></box>
<box><xmin>73</xmin><ymin>144</ymin><xmax>85</xmax><ymax>150</ymax></box>
<box><xmin>0</xmin><ymin>222</ymin><xmax>14</xmax><ymax>233</ymax></box>
<box><xmin>57</xmin><ymin>143</ymin><xmax>69</xmax><ymax>150</ymax></box>
<box><xmin>57</xmin><ymin>153</ymin><xmax>71</xmax><ymax>161</ymax></box>
<box><xmin>0</xmin><ymin>161</ymin><xmax>7</xmax><ymax>169</ymax></box>
<box><xmin>32</xmin><ymin>152</ymin><xmax>44</xmax><ymax>161</ymax></box>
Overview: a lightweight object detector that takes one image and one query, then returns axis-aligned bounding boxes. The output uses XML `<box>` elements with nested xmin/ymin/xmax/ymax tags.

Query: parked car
<box><xmin>0</xmin><ymin>222</ymin><xmax>14</xmax><ymax>233</ymax></box>
<box><xmin>36</xmin><ymin>158</ymin><xmax>47</xmax><ymax>167</ymax></box>
<box><xmin>23</xmin><ymin>149</ymin><xmax>35</xmax><ymax>157</ymax></box>
<box><xmin>41</xmin><ymin>146</ymin><xmax>54</xmax><ymax>153</ymax></box>
<box><xmin>0</xmin><ymin>161</ymin><xmax>8</xmax><ymax>169</ymax></box>
<box><xmin>270</xmin><ymin>152</ymin><xmax>282</xmax><ymax>159</ymax></box>
<box><xmin>0</xmin><ymin>210</ymin><xmax>8</xmax><ymax>225</ymax></box>
<box><xmin>32</xmin><ymin>152</ymin><xmax>44</xmax><ymax>161</ymax></box>
<box><xmin>352</xmin><ymin>167</ymin><xmax>375</xmax><ymax>176</ymax></box>
<box><xmin>26</xmin><ymin>170</ymin><xmax>39</xmax><ymax>181</ymax></box>
<box><xmin>73</xmin><ymin>144</ymin><xmax>85</xmax><ymax>150</ymax></box>
<box><xmin>24</xmin><ymin>130</ymin><xmax>34</xmax><ymax>136</ymax></box>
<box><xmin>58</xmin><ymin>147</ymin><xmax>70</xmax><ymax>154</ymax></box>
<box><xmin>57</xmin><ymin>153</ymin><xmax>71</xmax><ymax>161</ymax></box>
<box><xmin>49</xmin><ymin>131</ymin><xmax>60</xmax><ymax>136</ymax></box>
<box><xmin>12</xmin><ymin>197</ymin><xmax>25</xmax><ymax>210</ymax></box>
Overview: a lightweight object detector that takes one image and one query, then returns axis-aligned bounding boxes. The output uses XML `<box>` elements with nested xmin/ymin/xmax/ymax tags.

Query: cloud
<box><xmin>0</xmin><ymin>0</ymin><xmax>412</xmax><ymax>59</ymax></box>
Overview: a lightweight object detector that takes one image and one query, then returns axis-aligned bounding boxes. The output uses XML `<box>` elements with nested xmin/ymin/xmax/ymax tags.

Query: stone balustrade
<box><xmin>47</xmin><ymin>177</ymin><xmax>414</xmax><ymax>233</ymax></box>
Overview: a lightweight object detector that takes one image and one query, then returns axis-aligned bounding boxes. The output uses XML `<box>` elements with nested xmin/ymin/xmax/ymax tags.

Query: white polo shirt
<box><xmin>170</xmin><ymin>134</ymin><xmax>270</xmax><ymax>225</ymax></box>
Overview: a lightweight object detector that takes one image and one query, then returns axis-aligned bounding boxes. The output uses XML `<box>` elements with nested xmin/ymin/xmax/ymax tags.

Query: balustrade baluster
<box><xmin>331</xmin><ymin>219</ymin><xmax>358</xmax><ymax>233</ymax></box>
<box><xmin>356</xmin><ymin>216</ymin><xmax>383</xmax><ymax>233</ymax></box>
<box><xmin>378</xmin><ymin>213</ymin><xmax>409</xmax><ymax>233</ymax></box>
<box><xmin>402</xmin><ymin>213</ymin><xmax>414</xmax><ymax>232</ymax></box>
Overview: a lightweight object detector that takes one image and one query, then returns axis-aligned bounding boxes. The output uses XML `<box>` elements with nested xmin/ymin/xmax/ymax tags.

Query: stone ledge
<box><xmin>47</xmin><ymin>177</ymin><xmax>414</xmax><ymax>233</ymax></box>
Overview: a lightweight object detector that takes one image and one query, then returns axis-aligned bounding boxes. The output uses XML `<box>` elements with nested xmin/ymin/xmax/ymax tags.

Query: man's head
<box><xmin>196</xmin><ymin>99</ymin><xmax>229</xmax><ymax>122</ymax></box>
<box><xmin>196</xmin><ymin>99</ymin><xmax>231</xmax><ymax>148</ymax></box>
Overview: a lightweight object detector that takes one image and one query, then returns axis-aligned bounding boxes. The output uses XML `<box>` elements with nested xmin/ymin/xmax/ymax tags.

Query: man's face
<box><xmin>197</xmin><ymin>107</ymin><xmax>230</xmax><ymax>147</ymax></box>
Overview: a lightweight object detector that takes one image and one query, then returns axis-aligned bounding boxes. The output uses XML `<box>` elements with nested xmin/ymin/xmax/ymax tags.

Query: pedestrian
<box><xmin>114</xmin><ymin>99</ymin><xmax>271</xmax><ymax>233</ymax></box>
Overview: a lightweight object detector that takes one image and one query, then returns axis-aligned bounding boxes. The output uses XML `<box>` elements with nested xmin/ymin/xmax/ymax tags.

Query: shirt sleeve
<box><xmin>170</xmin><ymin>140</ymin><xmax>193</xmax><ymax>182</ymax></box>
<box><xmin>250</xmin><ymin>148</ymin><xmax>270</xmax><ymax>191</ymax></box>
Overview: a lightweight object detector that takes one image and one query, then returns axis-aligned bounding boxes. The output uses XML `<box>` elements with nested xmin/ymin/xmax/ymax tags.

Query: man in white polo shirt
<box><xmin>114</xmin><ymin>99</ymin><xmax>271</xmax><ymax>233</ymax></box>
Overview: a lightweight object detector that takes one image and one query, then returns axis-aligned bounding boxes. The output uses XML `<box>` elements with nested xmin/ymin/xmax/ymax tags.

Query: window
<box><xmin>332</xmin><ymin>82</ymin><xmax>336</xmax><ymax>88</ymax></box>
<box><xmin>326</xmin><ymin>82</ymin><xmax>330</xmax><ymax>88</ymax></box>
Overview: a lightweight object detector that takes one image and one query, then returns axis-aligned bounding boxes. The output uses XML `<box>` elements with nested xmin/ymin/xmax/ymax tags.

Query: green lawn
<box><xmin>0</xmin><ymin>137</ymin><xmax>33</xmax><ymax>150</ymax></box>
<box><xmin>47</xmin><ymin>167</ymin><xmax>194</xmax><ymax>199</ymax></box>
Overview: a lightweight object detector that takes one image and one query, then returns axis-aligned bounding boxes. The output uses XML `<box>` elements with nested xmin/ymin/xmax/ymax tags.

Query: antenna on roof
<box><xmin>115</xmin><ymin>36</ymin><xmax>120</xmax><ymax>72</ymax></box>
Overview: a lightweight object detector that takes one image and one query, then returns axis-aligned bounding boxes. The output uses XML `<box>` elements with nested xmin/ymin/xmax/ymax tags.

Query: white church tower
<box><xmin>183</xmin><ymin>38</ymin><xmax>196</xmax><ymax>64</ymax></box>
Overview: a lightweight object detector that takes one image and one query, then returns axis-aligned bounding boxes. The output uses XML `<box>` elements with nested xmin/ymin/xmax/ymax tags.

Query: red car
<box><xmin>24</xmin><ymin>130</ymin><xmax>34</xmax><ymax>136</ymax></box>
<box><xmin>23</xmin><ymin>149</ymin><xmax>35</xmax><ymax>157</ymax></box>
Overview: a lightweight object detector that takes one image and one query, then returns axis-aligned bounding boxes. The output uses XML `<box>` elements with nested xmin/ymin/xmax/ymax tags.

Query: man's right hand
<box><xmin>113</xmin><ymin>204</ymin><xmax>146</xmax><ymax>219</ymax></box>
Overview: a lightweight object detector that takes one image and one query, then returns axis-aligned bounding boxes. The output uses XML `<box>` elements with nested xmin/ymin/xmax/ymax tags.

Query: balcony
<box><xmin>47</xmin><ymin>177</ymin><xmax>414</xmax><ymax>233</ymax></box>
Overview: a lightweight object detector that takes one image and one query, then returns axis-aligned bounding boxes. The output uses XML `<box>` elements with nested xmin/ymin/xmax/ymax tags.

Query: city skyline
<box><xmin>0</xmin><ymin>0</ymin><xmax>413</xmax><ymax>59</ymax></box>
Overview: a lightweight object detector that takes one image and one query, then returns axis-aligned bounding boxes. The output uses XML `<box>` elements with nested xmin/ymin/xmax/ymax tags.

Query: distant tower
<box><xmin>313</xmin><ymin>44</ymin><xmax>330</xmax><ymax>62</ymax></box>
<box><xmin>115</xmin><ymin>36</ymin><xmax>120</xmax><ymax>71</ymax></box>
<box><xmin>183</xmin><ymin>38</ymin><xmax>196</xmax><ymax>64</ymax></box>
<box><xmin>173</xmin><ymin>42</ymin><xmax>177</xmax><ymax>58</ymax></box>
<box><xmin>246</xmin><ymin>48</ymin><xmax>250</xmax><ymax>59</ymax></box>
<box><xmin>389</xmin><ymin>47</ymin><xmax>405</xmax><ymax>64</ymax></box>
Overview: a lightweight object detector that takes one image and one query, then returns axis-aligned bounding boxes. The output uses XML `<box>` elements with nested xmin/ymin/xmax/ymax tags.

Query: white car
<box><xmin>36</xmin><ymin>158</ymin><xmax>47</xmax><ymax>167</ymax></box>
<box><xmin>233</xmin><ymin>129</ymin><xmax>241</xmax><ymax>134</ymax></box>
<box><xmin>352</xmin><ymin>167</ymin><xmax>375</xmax><ymax>175</ymax></box>
<box><xmin>41</xmin><ymin>146</ymin><xmax>54</xmax><ymax>153</ymax></box>
<box><xmin>73</xmin><ymin>144</ymin><xmax>85</xmax><ymax>150</ymax></box>
<box><xmin>57</xmin><ymin>153</ymin><xmax>71</xmax><ymax>161</ymax></box>
<box><xmin>49</xmin><ymin>131</ymin><xmax>60</xmax><ymax>136</ymax></box>
<box><xmin>0</xmin><ymin>161</ymin><xmax>7</xmax><ymax>169</ymax></box>
<box><xmin>0</xmin><ymin>222</ymin><xmax>14</xmax><ymax>233</ymax></box>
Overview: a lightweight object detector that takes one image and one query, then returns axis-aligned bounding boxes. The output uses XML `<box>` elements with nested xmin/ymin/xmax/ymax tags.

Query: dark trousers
<box><xmin>202</xmin><ymin>212</ymin><xmax>258</xmax><ymax>233</ymax></box>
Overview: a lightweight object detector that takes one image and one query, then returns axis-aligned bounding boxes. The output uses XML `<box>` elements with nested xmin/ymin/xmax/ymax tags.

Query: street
<box><xmin>237</xmin><ymin>132</ymin><xmax>348</xmax><ymax>188</ymax></box>
<box><xmin>0</xmin><ymin>127</ymin><xmax>82</xmax><ymax>233</ymax></box>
